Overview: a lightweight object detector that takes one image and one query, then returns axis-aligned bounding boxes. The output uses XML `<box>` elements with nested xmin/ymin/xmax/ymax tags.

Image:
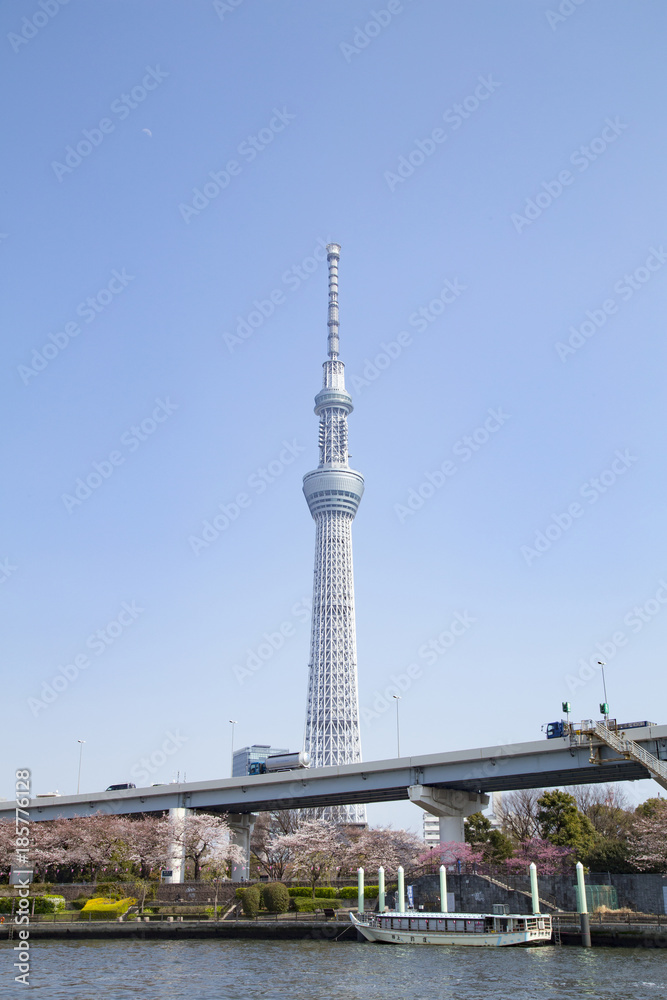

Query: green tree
<box><xmin>634</xmin><ymin>797</ymin><xmax>667</xmax><ymax>820</ymax></box>
<box><xmin>464</xmin><ymin>812</ymin><xmax>492</xmax><ymax>845</ymax></box>
<box><xmin>465</xmin><ymin>812</ymin><xmax>514</xmax><ymax>863</ymax></box>
<box><xmin>537</xmin><ymin>790</ymin><xmax>596</xmax><ymax>856</ymax></box>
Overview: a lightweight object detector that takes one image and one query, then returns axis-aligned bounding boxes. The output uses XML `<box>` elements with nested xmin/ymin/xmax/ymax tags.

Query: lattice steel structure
<box><xmin>303</xmin><ymin>243</ymin><xmax>366</xmax><ymax>825</ymax></box>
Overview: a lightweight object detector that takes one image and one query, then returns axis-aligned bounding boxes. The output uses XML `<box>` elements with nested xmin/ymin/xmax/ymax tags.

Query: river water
<box><xmin>2</xmin><ymin>939</ymin><xmax>667</xmax><ymax>999</ymax></box>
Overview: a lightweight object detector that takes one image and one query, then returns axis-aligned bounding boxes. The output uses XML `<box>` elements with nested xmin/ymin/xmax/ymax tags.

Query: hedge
<box><xmin>0</xmin><ymin>895</ymin><xmax>66</xmax><ymax>914</ymax></box>
<box><xmin>80</xmin><ymin>897</ymin><xmax>136</xmax><ymax>920</ymax></box>
<box><xmin>292</xmin><ymin>897</ymin><xmax>342</xmax><ymax>912</ymax></box>
<box><xmin>338</xmin><ymin>886</ymin><xmax>379</xmax><ymax>899</ymax></box>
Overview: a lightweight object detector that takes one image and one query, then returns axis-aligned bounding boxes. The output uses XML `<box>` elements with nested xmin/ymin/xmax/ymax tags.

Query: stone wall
<box><xmin>409</xmin><ymin>872</ymin><xmax>667</xmax><ymax>914</ymax></box>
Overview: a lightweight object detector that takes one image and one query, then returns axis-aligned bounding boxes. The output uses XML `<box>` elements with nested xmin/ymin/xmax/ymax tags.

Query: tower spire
<box><xmin>302</xmin><ymin>242</ymin><xmax>366</xmax><ymax>824</ymax></box>
<box><xmin>326</xmin><ymin>243</ymin><xmax>340</xmax><ymax>360</ymax></box>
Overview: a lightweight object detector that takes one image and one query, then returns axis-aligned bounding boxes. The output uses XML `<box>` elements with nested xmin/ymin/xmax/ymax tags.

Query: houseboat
<box><xmin>350</xmin><ymin>909</ymin><xmax>552</xmax><ymax>947</ymax></box>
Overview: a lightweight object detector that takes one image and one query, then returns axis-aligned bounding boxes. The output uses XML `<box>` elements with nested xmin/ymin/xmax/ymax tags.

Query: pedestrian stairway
<box><xmin>592</xmin><ymin>723</ymin><xmax>667</xmax><ymax>792</ymax></box>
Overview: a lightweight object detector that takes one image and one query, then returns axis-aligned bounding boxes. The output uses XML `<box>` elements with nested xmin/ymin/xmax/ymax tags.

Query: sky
<box><xmin>2</xmin><ymin>0</ymin><xmax>666</xmax><ymax>831</ymax></box>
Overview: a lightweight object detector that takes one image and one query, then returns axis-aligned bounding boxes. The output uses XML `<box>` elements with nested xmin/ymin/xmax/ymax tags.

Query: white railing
<box><xmin>593</xmin><ymin>724</ymin><xmax>667</xmax><ymax>791</ymax></box>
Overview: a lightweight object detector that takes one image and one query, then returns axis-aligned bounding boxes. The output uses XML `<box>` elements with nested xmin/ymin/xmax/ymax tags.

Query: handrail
<box><xmin>592</xmin><ymin>724</ymin><xmax>667</xmax><ymax>791</ymax></box>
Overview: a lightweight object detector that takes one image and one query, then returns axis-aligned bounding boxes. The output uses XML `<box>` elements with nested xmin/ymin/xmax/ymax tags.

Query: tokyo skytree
<box><xmin>303</xmin><ymin>243</ymin><xmax>366</xmax><ymax>825</ymax></box>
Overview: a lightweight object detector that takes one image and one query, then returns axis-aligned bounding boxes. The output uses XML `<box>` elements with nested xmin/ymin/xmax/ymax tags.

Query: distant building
<box><xmin>423</xmin><ymin>814</ymin><xmax>440</xmax><ymax>845</ymax></box>
<box><xmin>232</xmin><ymin>744</ymin><xmax>289</xmax><ymax>778</ymax></box>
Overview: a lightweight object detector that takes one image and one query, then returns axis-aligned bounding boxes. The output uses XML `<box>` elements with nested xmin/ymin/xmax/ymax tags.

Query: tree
<box><xmin>627</xmin><ymin>805</ymin><xmax>667</xmax><ymax>872</ymax></box>
<box><xmin>464</xmin><ymin>812</ymin><xmax>491</xmax><ymax>845</ymax></box>
<box><xmin>341</xmin><ymin>827</ymin><xmax>422</xmax><ymax>877</ymax></box>
<box><xmin>417</xmin><ymin>841</ymin><xmax>483</xmax><ymax>869</ymax></box>
<box><xmin>251</xmin><ymin>811</ymin><xmax>302</xmax><ymax>880</ymax></box>
<box><xmin>172</xmin><ymin>813</ymin><xmax>243</xmax><ymax>881</ymax></box>
<box><xmin>270</xmin><ymin>819</ymin><xmax>343</xmax><ymax>896</ymax></box>
<box><xmin>504</xmin><ymin>839</ymin><xmax>572</xmax><ymax>875</ymax></box>
<box><xmin>464</xmin><ymin>812</ymin><xmax>513</xmax><ymax>864</ymax></box>
<box><xmin>498</xmin><ymin>789</ymin><xmax>541</xmax><ymax>842</ymax></box>
<box><xmin>124</xmin><ymin>816</ymin><xmax>172</xmax><ymax>879</ymax></box>
<box><xmin>634</xmin><ymin>796</ymin><xmax>667</xmax><ymax>820</ymax></box>
<box><xmin>537</xmin><ymin>790</ymin><xmax>596</xmax><ymax>856</ymax></box>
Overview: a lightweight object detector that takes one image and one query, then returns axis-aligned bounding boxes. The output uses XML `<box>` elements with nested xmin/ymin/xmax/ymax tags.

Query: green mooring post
<box><xmin>576</xmin><ymin>862</ymin><xmax>591</xmax><ymax>948</ymax></box>
<box><xmin>397</xmin><ymin>866</ymin><xmax>405</xmax><ymax>913</ymax></box>
<box><xmin>439</xmin><ymin>865</ymin><xmax>448</xmax><ymax>913</ymax></box>
<box><xmin>357</xmin><ymin>867</ymin><xmax>364</xmax><ymax>915</ymax></box>
<box><xmin>529</xmin><ymin>862</ymin><xmax>540</xmax><ymax>915</ymax></box>
<box><xmin>378</xmin><ymin>866</ymin><xmax>385</xmax><ymax>912</ymax></box>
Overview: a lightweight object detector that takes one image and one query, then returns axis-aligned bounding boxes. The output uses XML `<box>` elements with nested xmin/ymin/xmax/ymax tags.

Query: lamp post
<box><xmin>229</xmin><ymin>720</ymin><xmax>238</xmax><ymax>777</ymax></box>
<box><xmin>392</xmin><ymin>695</ymin><xmax>401</xmax><ymax>757</ymax></box>
<box><xmin>597</xmin><ymin>661</ymin><xmax>610</xmax><ymax>724</ymax></box>
<box><xmin>76</xmin><ymin>740</ymin><xmax>85</xmax><ymax>795</ymax></box>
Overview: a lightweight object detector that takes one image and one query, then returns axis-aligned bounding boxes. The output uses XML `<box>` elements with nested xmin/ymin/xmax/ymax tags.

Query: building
<box><xmin>232</xmin><ymin>744</ymin><xmax>288</xmax><ymax>778</ymax></box>
<box><xmin>303</xmin><ymin>243</ymin><xmax>366</xmax><ymax>824</ymax></box>
<box><xmin>423</xmin><ymin>814</ymin><xmax>441</xmax><ymax>846</ymax></box>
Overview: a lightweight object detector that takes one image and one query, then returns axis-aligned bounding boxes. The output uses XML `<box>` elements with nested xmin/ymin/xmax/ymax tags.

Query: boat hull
<box><xmin>350</xmin><ymin>912</ymin><xmax>552</xmax><ymax>948</ymax></box>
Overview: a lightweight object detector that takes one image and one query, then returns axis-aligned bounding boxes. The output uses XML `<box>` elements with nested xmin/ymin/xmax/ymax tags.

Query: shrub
<box><xmin>70</xmin><ymin>897</ymin><xmax>92</xmax><ymax>911</ymax></box>
<box><xmin>339</xmin><ymin>886</ymin><xmax>378</xmax><ymax>899</ymax></box>
<box><xmin>80</xmin><ymin>897</ymin><xmax>136</xmax><ymax>920</ymax></box>
<box><xmin>237</xmin><ymin>886</ymin><xmax>260</xmax><ymax>918</ymax></box>
<box><xmin>288</xmin><ymin>887</ymin><xmax>313</xmax><ymax>898</ymax></box>
<box><xmin>34</xmin><ymin>895</ymin><xmax>66</xmax><ymax>914</ymax></box>
<box><xmin>0</xmin><ymin>895</ymin><xmax>66</xmax><ymax>914</ymax></box>
<box><xmin>292</xmin><ymin>897</ymin><xmax>341</xmax><ymax>912</ymax></box>
<box><xmin>262</xmin><ymin>882</ymin><xmax>290</xmax><ymax>914</ymax></box>
<box><xmin>312</xmin><ymin>887</ymin><xmax>337</xmax><ymax>899</ymax></box>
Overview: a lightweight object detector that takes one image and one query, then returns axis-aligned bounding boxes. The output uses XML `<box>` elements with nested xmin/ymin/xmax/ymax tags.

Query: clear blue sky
<box><xmin>2</xmin><ymin>0</ymin><xmax>666</xmax><ymax>829</ymax></box>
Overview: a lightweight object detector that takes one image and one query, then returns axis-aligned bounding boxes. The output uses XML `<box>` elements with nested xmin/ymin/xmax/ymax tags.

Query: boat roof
<box><xmin>377</xmin><ymin>911</ymin><xmax>545</xmax><ymax>919</ymax></box>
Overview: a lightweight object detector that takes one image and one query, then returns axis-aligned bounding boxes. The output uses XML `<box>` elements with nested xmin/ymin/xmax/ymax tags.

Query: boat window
<box><xmin>418</xmin><ymin>919</ymin><xmax>428</xmax><ymax>931</ymax></box>
<box><xmin>445</xmin><ymin>919</ymin><xmax>457</xmax><ymax>932</ymax></box>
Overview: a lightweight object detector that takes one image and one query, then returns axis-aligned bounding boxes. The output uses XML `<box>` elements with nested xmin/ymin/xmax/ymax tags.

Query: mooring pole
<box><xmin>439</xmin><ymin>865</ymin><xmax>448</xmax><ymax>913</ymax></box>
<box><xmin>397</xmin><ymin>866</ymin><xmax>405</xmax><ymax>913</ymax></box>
<box><xmin>529</xmin><ymin>862</ymin><xmax>540</xmax><ymax>915</ymax></box>
<box><xmin>576</xmin><ymin>862</ymin><xmax>591</xmax><ymax>948</ymax></box>
<box><xmin>378</xmin><ymin>866</ymin><xmax>385</xmax><ymax>912</ymax></box>
<box><xmin>357</xmin><ymin>867</ymin><xmax>365</xmax><ymax>916</ymax></box>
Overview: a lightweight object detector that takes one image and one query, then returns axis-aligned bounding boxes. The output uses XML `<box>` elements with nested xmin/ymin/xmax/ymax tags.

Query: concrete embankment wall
<box><xmin>0</xmin><ymin>920</ymin><xmax>358</xmax><ymax>942</ymax></box>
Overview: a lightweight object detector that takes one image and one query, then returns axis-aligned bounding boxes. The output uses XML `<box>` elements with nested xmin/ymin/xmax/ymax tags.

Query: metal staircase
<box><xmin>592</xmin><ymin>723</ymin><xmax>667</xmax><ymax>792</ymax></box>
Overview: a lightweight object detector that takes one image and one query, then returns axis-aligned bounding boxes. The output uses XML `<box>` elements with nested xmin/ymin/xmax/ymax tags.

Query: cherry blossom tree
<box><xmin>627</xmin><ymin>806</ymin><xmax>667</xmax><ymax>872</ymax></box>
<box><xmin>0</xmin><ymin>819</ymin><xmax>16</xmax><ymax>878</ymax></box>
<box><xmin>342</xmin><ymin>827</ymin><xmax>423</xmax><ymax>877</ymax></box>
<box><xmin>124</xmin><ymin>816</ymin><xmax>172</xmax><ymax>879</ymax></box>
<box><xmin>172</xmin><ymin>812</ymin><xmax>243</xmax><ymax>881</ymax></box>
<box><xmin>503</xmin><ymin>838</ymin><xmax>572</xmax><ymax>875</ymax></box>
<box><xmin>416</xmin><ymin>841</ymin><xmax>483</xmax><ymax>870</ymax></box>
<box><xmin>271</xmin><ymin>819</ymin><xmax>343</xmax><ymax>895</ymax></box>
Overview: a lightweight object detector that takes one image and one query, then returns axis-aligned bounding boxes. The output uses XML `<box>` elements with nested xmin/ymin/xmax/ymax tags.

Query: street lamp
<box><xmin>229</xmin><ymin>720</ymin><xmax>238</xmax><ymax>777</ymax></box>
<box><xmin>392</xmin><ymin>695</ymin><xmax>401</xmax><ymax>758</ymax></box>
<box><xmin>597</xmin><ymin>661</ymin><xmax>610</xmax><ymax>725</ymax></box>
<box><xmin>76</xmin><ymin>740</ymin><xmax>85</xmax><ymax>795</ymax></box>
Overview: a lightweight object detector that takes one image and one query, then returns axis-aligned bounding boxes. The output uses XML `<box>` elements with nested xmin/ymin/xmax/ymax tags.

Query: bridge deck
<box><xmin>3</xmin><ymin>726</ymin><xmax>666</xmax><ymax>821</ymax></box>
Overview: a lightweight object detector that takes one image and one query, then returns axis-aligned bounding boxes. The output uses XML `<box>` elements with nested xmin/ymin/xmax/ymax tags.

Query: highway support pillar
<box><xmin>165</xmin><ymin>807</ymin><xmax>188</xmax><ymax>884</ymax></box>
<box><xmin>228</xmin><ymin>813</ymin><xmax>256</xmax><ymax>882</ymax></box>
<box><xmin>408</xmin><ymin>785</ymin><xmax>489</xmax><ymax>843</ymax></box>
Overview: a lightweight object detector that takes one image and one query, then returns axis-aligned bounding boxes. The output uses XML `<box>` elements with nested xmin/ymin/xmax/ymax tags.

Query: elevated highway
<box><xmin>4</xmin><ymin>724</ymin><xmax>666</xmax><ymax>823</ymax></box>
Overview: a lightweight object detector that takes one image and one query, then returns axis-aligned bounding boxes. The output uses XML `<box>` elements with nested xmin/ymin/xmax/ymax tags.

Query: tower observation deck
<box><xmin>303</xmin><ymin>243</ymin><xmax>366</xmax><ymax>824</ymax></box>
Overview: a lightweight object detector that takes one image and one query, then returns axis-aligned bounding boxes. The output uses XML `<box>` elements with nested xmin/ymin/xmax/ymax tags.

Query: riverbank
<box><xmin>3</xmin><ymin>917</ymin><xmax>667</xmax><ymax>946</ymax></box>
<box><xmin>1</xmin><ymin>918</ymin><xmax>358</xmax><ymax>942</ymax></box>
